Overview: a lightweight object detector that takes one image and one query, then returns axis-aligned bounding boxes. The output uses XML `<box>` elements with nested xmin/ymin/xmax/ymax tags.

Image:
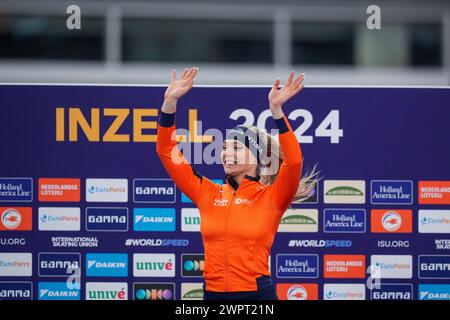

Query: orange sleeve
<box><xmin>156</xmin><ymin>111</ymin><xmax>206</xmax><ymax>206</ymax></box>
<box><xmin>269</xmin><ymin>114</ymin><xmax>303</xmax><ymax>212</ymax></box>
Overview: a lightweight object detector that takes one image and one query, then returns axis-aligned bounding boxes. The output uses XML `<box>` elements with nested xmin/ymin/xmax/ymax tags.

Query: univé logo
<box><xmin>276</xmin><ymin>283</ymin><xmax>318</xmax><ymax>300</ymax></box>
<box><xmin>86</xmin><ymin>282</ymin><xmax>128</xmax><ymax>300</ymax></box>
<box><xmin>133</xmin><ymin>254</ymin><xmax>175</xmax><ymax>277</ymax></box>
<box><xmin>134</xmin><ymin>283</ymin><xmax>175</xmax><ymax>300</ymax></box>
<box><xmin>371</xmin><ymin>209</ymin><xmax>412</xmax><ymax>233</ymax></box>
<box><xmin>0</xmin><ymin>207</ymin><xmax>32</xmax><ymax>231</ymax></box>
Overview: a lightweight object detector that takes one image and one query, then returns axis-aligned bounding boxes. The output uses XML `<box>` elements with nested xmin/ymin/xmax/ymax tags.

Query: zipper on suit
<box><xmin>225</xmin><ymin>189</ymin><xmax>236</xmax><ymax>291</ymax></box>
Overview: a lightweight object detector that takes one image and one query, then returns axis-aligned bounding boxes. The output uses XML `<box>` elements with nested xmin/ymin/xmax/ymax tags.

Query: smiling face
<box><xmin>221</xmin><ymin>139</ymin><xmax>258</xmax><ymax>177</ymax></box>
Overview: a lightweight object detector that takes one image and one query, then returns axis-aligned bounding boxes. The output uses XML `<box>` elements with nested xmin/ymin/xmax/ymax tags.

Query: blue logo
<box><xmin>86</xmin><ymin>207</ymin><xmax>128</xmax><ymax>231</ymax></box>
<box><xmin>276</xmin><ymin>254</ymin><xmax>318</xmax><ymax>278</ymax></box>
<box><xmin>134</xmin><ymin>179</ymin><xmax>176</xmax><ymax>203</ymax></box>
<box><xmin>0</xmin><ymin>178</ymin><xmax>33</xmax><ymax>202</ymax></box>
<box><xmin>133</xmin><ymin>208</ymin><xmax>176</xmax><ymax>231</ymax></box>
<box><xmin>419</xmin><ymin>255</ymin><xmax>450</xmax><ymax>279</ymax></box>
<box><xmin>0</xmin><ymin>282</ymin><xmax>32</xmax><ymax>300</ymax></box>
<box><xmin>323</xmin><ymin>209</ymin><xmax>366</xmax><ymax>233</ymax></box>
<box><xmin>419</xmin><ymin>284</ymin><xmax>450</xmax><ymax>300</ymax></box>
<box><xmin>38</xmin><ymin>253</ymin><xmax>81</xmax><ymax>277</ymax></box>
<box><xmin>182</xmin><ymin>179</ymin><xmax>222</xmax><ymax>203</ymax></box>
<box><xmin>371</xmin><ymin>284</ymin><xmax>412</xmax><ymax>300</ymax></box>
<box><xmin>86</xmin><ymin>253</ymin><xmax>128</xmax><ymax>277</ymax></box>
<box><xmin>371</xmin><ymin>180</ymin><xmax>413</xmax><ymax>204</ymax></box>
<box><xmin>38</xmin><ymin>282</ymin><xmax>80</xmax><ymax>300</ymax></box>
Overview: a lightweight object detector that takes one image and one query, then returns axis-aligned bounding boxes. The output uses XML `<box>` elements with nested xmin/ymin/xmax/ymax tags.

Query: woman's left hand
<box><xmin>268</xmin><ymin>71</ymin><xmax>305</xmax><ymax>118</ymax></box>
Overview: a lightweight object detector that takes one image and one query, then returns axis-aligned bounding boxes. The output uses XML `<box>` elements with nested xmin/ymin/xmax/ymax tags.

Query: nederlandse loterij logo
<box><xmin>133</xmin><ymin>254</ymin><xmax>175</xmax><ymax>277</ymax></box>
<box><xmin>418</xmin><ymin>210</ymin><xmax>450</xmax><ymax>233</ymax></box>
<box><xmin>323</xmin><ymin>255</ymin><xmax>366</xmax><ymax>278</ymax></box>
<box><xmin>278</xmin><ymin>209</ymin><xmax>318</xmax><ymax>233</ymax></box>
<box><xmin>38</xmin><ymin>207</ymin><xmax>80</xmax><ymax>231</ymax></box>
<box><xmin>418</xmin><ymin>181</ymin><xmax>450</xmax><ymax>205</ymax></box>
<box><xmin>0</xmin><ymin>178</ymin><xmax>32</xmax><ymax>202</ymax></box>
<box><xmin>0</xmin><ymin>207</ymin><xmax>32</xmax><ymax>231</ymax></box>
<box><xmin>85</xmin><ymin>282</ymin><xmax>128</xmax><ymax>300</ymax></box>
<box><xmin>86</xmin><ymin>179</ymin><xmax>128</xmax><ymax>202</ymax></box>
<box><xmin>86</xmin><ymin>253</ymin><xmax>128</xmax><ymax>277</ymax></box>
<box><xmin>38</xmin><ymin>178</ymin><xmax>80</xmax><ymax>202</ymax></box>
<box><xmin>324</xmin><ymin>180</ymin><xmax>366</xmax><ymax>204</ymax></box>
<box><xmin>133</xmin><ymin>179</ymin><xmax>176</xmax><ymax>203</ymax></box>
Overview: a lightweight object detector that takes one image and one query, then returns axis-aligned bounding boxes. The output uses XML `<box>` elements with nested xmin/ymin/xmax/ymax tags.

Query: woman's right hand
<box><xmin>164</xmin><ymin>67</ymin><xmax>199</xmax><ymax>101</ymax></box>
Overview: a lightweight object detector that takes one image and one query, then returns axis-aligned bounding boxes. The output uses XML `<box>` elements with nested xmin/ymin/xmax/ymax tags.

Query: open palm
<box><xmin>268</xmin><ymin>71</ymin><xmax>305</xmax><ymax>108</ymax></box>
<box><xmin>164</xmin><ymin>67</ymin><xmax>198</xmax><ymax>100</ymax></box>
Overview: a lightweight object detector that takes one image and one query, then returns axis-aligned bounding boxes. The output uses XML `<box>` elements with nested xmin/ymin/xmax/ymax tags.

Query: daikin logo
<box><xmin>419</xmin><ymin>284</ymin><xmax>450</xmax><ymax>300</ymax></box>
<box><xmin>86</xmin><ymin>253</ymin><xmax>128</xmax><ymax>277</ymax></box>
<box><xmin>38</xmin><ymin>282</ymin><xmax>80</xmax><ymax>300</ymax></box>
<box><xmin>133</xmin><ymin>208</ymin><xmax>175</xmax><ymax>231</ymax></box>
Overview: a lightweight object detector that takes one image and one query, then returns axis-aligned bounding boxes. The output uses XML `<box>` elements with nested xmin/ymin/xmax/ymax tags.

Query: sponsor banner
<box><xmin>370</xmin><ymin>180</ymin><xmax>413</xmax><ymax>204</ymax></box>
<box><xmin>276</xmin><ymin>283</ymin><xmax>318</xmax><ymax>300</ymax></box>
<box><xmin>276</xmin><ymin>254</ymin><xmax>319</xmax><ymax>278</ymax></box>
<box><xmin>181</xmin><ymin>254</ymin><xmax>204</xmax><ymax>277</ymax></box>
<box><xmin>278</xmin><ymin>209</ymin><xmax>318</xmax><ymax>233</ymax></box>
<box><xmin>134</xmin><ymin>282</ymin><xmax>175</xmax><ymax>300</ymax></box>
<box><xmin>133</xmin><ymin>179</ymin><xmax>176</xmax><ymax>203</ymax></box>
<box><xmin>419</xmin><ymin>284</ymin><xmax>450</xmax><ymax>300</ymax></box>
<box><xmin>38</xmin><ymin>207</ymin><xmax>80</xmax><ymax>231</ymax></box>
<box><xmin>86</xmin><ymin>207</ymin><xmax>128</xmax><ymax>232</ymax></box>
<box><xmin>323</xmin><ymin>284</ymin><xmax>365</xmax><ymax>300</ymax></box>
<box><xmin>370</xmin><ymin>283</ymin><xmax>413</xmax><ymax>300</ymax></box>
<box><xmin>419</xmin><ymin>210</ymin><xmax>450</xmax><ymax>233</ymax></box>
<box><xmin>370</xmin><ymin>255</ymin><xmax>413</xmax><ymax>279</ymax></box>
<box><xmin>418</xmin><ymin>181</ymin><xmax>450</xmax><ymax>204</ymax></box>
<box><xmin>38</xmin><ymin>178</ymin><xmax>80</xmax><ymax>202</ymax></box>
<box><xmin>323</xmin><ymin>255</ymin><xmax>365</xmax><ymax>278</ymax></box>
<box><xmin>181</xmin><ymin>208</ymin><xmax>200</xmax><ymax>232</ymax></box>
<box><xmin>371</xmin><ymin>209</ymin><xmax>412</xmax><ymax>233</ymax></box>
<box><xmin>323</xmin><ymin>209</ymin><xmax>365</xmax><ymax>233</ymax></box>
<box><xmin>133</xmin><ymin>254</ymin><xmax>175</xmax><ymax>277</ymax></box>
<box><xmin>85</xmin><ymin>282</ymin><xmax>128</xmax><ymax>300</ymax></box>
<box><xmin>323</xmin><ymin>180</ymin><xmax>365</xmax><ymax>204</ymax></box>
<box><xmin>0</xmin><ymin>282</ymin><xmax>33</xmax><ymax>300</ymax></box>
<box><xmin>133</xmin><ymin>208</ymin><xmax>176</xmax><ymax>232</ymax></box>
<box><xmin>0</xmin><ymin>253</ymin><xmax>32</xmax><ymax>276</ymax></box>
<box><xmin>86</xmin><ymin>253</ymin><xmax>128</xmax><ymax>277</ymax></box>
<box><xmin>418</xmin><ymin>255</ymin><xmax>450</xmax><ymax>279</ymax></box>
<box><xmin>38</xmin><ymin>252</ymin><xmax>81</xmax><ymax>277</ymax></box>
<box><xmin>38</xmin><ymin>282</ymin><xmax>80</xmax><ymax>300</ymax></box>
<box><xmin>0</xmin><ymin>178</ymin><xmax>33</xmax><ymax>202</ymax></box>
<box><xmin>0</xmin><ymin>207</ymin><xmax>32</xmax><ymax>231</ymax></box>
<box><xmin>86</xmin><ymin>179</ymin><xmax>128</xmax><ymax>203</ymax></box>
<box><xmin>181</xmin><ymin>283</ymin><xmax>203</xmax><ymax>300</ymax></box>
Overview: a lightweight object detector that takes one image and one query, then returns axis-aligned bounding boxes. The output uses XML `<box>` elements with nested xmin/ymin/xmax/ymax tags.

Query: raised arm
<box><xmin>268</xmin><ymin>71</ymin><xmax>305</xmax><ymax>212</ymax></box>
<box><xmin>156</xmin><ymin>67</ymin><xmax>206</xmax><ymax>205</ymax></box>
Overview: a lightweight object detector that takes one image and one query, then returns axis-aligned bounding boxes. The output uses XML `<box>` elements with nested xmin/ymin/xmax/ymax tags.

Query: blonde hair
<box><xmin>245</xmin><ymin>125</ymin><xmax>321</xmax><ymax>204</ymax></box>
